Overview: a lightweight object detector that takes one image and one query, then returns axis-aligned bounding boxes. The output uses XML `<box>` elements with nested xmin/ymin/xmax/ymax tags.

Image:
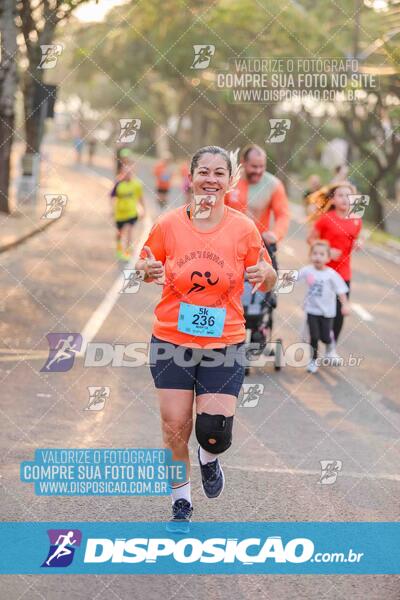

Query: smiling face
<box><xmin>189</xmin><ymin>152</ymin><xmax>231</xmax><ymax>202</ymax></box>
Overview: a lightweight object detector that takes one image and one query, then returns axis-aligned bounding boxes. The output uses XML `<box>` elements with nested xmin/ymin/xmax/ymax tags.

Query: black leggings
<box><xmin>307</xmin><ymin>314</ymin><xmax>333</xmax><ymax>359</ymax></box>
<box><xmin>333</xmin><ymin>280</ymin><xmax>350</xmax><ymax>342</ymax></box>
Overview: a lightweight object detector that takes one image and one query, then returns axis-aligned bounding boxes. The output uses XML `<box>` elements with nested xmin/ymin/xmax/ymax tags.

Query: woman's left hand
<box><xmin>246</xmin><ymin>248</ymin><xmax>277</xmax><ymax>294</ymax></box>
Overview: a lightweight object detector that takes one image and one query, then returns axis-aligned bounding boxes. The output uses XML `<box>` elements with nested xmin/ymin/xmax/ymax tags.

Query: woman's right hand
<box><xmin>143</xmin><ymin>246</ymin><xmax>165</xmax><ymax>285</ymax></box>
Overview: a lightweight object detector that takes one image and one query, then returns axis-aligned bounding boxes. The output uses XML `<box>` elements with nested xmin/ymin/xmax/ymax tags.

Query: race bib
<box><xmin>177</xmin><ymin>302</ymin><xmax>226</xmax><ymax>337</ymax></box>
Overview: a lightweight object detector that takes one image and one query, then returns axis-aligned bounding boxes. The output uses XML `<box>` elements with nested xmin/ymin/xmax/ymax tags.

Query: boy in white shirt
<box><xmin>298</xmin><ymin>240</ymin><xmax>350</xmax><ymax>373</ymax></box>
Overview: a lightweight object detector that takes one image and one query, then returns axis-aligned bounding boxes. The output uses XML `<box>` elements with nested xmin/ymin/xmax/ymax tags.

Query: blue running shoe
<box><xmin>166</xmin><ymin>499</ymin><xmax>193</xmax><ymax>533</ymax></box>
<box><xmin>197</xmin><ymin>446</ymin><xmax>225</xmax><ymax>499</ymax></box>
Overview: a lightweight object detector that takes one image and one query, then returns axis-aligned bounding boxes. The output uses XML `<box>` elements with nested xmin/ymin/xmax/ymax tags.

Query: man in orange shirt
<box><xmin>225</xmin><ymin>144</ymin><xmax>290</xmax><ymax>246</ymax></box>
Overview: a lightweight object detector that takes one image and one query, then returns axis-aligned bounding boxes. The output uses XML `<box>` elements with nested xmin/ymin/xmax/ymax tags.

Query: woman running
<box><xmin>307</xmin><ymin>182</ymin><xmax>362</xmax><ymax>358</ymax></box>
<box><xmin>110</xmin><ymin>159</ymin><xmax>145</xmax><ymax>261</ymax></box>
<box><xmin>135</xmin><ymin>146</ymin><xmax>277</xmax><ymax>529</ymax></box>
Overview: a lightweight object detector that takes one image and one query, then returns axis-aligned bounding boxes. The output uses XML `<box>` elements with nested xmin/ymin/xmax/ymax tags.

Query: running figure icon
<box><xmin>45</xmin><ymin>335</ymin><xmax>78</xmax><ymax>371</ymax></box>
<box><xmin>45</xmin><ymin>531</ymin><xmax>77</xmax><ymax>566</ymax></box>
<box><xmin>41</xmin><ymin>333</ymin><xmax>82</xmax><ymax>372</ymax></box>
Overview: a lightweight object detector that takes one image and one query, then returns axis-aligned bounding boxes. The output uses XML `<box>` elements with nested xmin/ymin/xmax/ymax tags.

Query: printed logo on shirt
<box><xmin>308</xmin><ymin>281</ymin><xmax>324</xmax><ymax>297</ymax></box>
<box><xmin>176</xmin><ymin>251</ymin><xmax>225</xmax><ymax>269</ymax></box>
<box><xmin>188</xmin><ymin>270</ymin><xmax>220</xmax><ymax>294</ymax></box>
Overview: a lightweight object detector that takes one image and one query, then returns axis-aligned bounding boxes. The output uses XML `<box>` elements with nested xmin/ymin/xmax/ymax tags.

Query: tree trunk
<box><xmin>0</xmin><ymin>115</ymin><xmax>14</xmax><ymax>213</ymax></box>
<box><xmin>368</xmin><ymin>181</ymin><xmax>385</xmax><ymax>228</ymax></box>
<box><xmin>23</xmin><ymin>47</ymin><xmax>44</xmax><ymax>155</ymax></box>
<box><xmin>0</xmin><ymin>0</ymin><xmax>18</xmax><ymax>213</ymax></box>
<box><xmin>22</xmin><ymin>15</ymin><xmax>56</xmax><ymax>155</ymax></box>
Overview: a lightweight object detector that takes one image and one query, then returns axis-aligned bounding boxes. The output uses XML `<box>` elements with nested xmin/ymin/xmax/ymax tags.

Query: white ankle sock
<box><xmin>199</xmin><ymin>447</ymin><xmax>220</xmax><ymax>465</ymax></box>
<box><xmin>171</xmin><ymin>480</ymin><xmax>191</xmax><ymax>505</ymax></box>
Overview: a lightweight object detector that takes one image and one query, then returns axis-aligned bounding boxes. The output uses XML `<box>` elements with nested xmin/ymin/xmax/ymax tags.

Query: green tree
<box><xmin>16</xmin><ymin>0</ymin><xmax>92</xmax><ymax>155</ymax></box>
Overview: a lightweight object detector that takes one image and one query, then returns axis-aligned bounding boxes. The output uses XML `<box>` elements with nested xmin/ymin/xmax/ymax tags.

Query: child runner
<box><xmin>298</xmin><ymin>240</ymin><xmax>350</xmax><ymax>373</ymax></box>
<box><xmin>110</xmin><ymin>160</ymin><xmax>145</xmax><ymax>261</ymax></box>
<box><xmin>307</xmin><ymin>182</ymin><xmax>362</xmax><ymax>358</ymax></box>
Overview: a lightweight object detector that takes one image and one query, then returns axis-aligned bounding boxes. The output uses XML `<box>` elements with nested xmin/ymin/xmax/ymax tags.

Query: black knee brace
<box><xmin>195</xmin><ymin>413</ymin><xmax>234</xmax><ymax>454</ymax></box>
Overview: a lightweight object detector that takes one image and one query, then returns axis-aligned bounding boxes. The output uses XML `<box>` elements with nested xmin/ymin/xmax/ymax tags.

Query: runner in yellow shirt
<box><xmin>110</xmin><ymin>161</ymin><xmax>145</xmax><ymax>261</ymax></box>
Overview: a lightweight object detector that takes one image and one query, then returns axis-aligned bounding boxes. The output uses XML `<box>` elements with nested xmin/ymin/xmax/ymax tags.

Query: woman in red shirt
<box><xmin>307</xmin><ymin>182</ymin><xmax>362</xmax><ymax>356</ymax></box>
<box><xmin>135</xmin><ymin>146</ymin><xmax>277</xmax><ymax>529</ymax></box>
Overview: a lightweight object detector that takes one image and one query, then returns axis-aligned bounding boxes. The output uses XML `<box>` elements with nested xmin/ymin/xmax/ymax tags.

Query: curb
<box><xmin>0</xmin><ymin>217</ymin><xmax>58</xmax><ymax>255</ymax></box>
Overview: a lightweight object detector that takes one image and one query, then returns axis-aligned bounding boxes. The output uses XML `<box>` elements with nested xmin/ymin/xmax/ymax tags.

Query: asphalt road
<box><xmin>1</xmin><ymin>142</ymin><xmax>399</xmax><ymax>599</ymax></box>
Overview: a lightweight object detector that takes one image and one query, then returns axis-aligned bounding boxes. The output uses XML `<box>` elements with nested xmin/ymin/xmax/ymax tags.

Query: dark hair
<box><xmin>241</xmin><ymin>144</ymin><xmax>265</xmax><ymax>162</ymax></box>
<box><xmin>190</xmin><ymin>146</ymin><xmax>232</xmax><ymax>176</ymax></box>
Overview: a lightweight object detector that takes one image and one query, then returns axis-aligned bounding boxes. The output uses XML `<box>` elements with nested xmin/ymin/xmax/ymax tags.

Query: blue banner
<box><xmin>0</xmin><ymin>522</ymin><xmax>398</xmax><ymax>574</ymax></box>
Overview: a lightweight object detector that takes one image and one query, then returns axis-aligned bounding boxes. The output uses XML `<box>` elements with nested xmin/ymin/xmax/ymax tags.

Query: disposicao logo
<box><xmin>83</xmin><ymin>536</ymin><xmax>314</xmax><ymax>564</ymax></box>
<box><xmin>41</xmin><ymin>529</ymin><xmax>82</xmax><ymax>567</ymax></box>
<box><xmin>41</xmin><ymin>333</ymin><xmax>82</xmax><ymax>372</ymax></box>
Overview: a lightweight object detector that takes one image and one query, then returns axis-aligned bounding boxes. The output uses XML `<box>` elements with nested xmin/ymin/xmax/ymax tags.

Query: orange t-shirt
<box><xmin>225</xmin><ymin>175</ymin><xmax>290</xmax><ymax>241</ymax></box>
<box><xmin>139</xmin><ymin>205</ymin><xmax>271</xmax><ymax>348</ymax></box>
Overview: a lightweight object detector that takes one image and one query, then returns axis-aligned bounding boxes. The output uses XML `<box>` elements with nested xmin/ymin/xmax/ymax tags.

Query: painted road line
<box><xmin>351</xmin><ymin>302</ymin><xmax>374</xmax><ymax>322</ymax></box>
<box><xmin>78</xmin><ymin>216</ymin><xmax>152</xmax><ymax>356</ymax></box>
